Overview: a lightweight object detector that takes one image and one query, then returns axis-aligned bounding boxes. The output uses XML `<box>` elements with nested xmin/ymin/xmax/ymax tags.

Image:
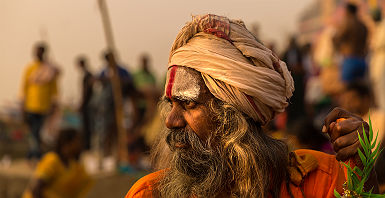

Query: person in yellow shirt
<box><xmin>23</xmin><ymin>128</ymin><xmax>93</xmax><ymax>198</ymax></box>
<box><xmin>21</xmin><ymin>43</ymin><xmax>59</xmax><ymax>159</ymax></box>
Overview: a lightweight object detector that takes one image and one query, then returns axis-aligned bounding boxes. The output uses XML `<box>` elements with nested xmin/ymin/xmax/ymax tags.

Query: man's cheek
<box><xmin>184</xmin><ymin>110</ymin><xmax>209</xmax><ymax>140</ymax></box>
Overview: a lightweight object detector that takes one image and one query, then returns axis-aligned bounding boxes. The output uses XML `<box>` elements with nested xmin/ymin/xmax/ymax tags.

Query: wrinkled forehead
<box><xmin>164</xmin><ymin>66</ymin><xmax>203</xmax><ymax>101</ymax></box>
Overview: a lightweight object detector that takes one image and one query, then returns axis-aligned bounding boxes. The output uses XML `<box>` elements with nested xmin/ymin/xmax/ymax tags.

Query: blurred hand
<box><xmin>322</xmin><ymin>107</ymin><xmax>369</xmax><ymax>161</ymax></box>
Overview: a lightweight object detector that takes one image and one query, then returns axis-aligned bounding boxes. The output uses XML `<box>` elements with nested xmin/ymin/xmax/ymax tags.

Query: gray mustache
<box><xmin>166</xmin><ymin>128</ymin><xmax>194</xmax><ymax>151</ymax></box>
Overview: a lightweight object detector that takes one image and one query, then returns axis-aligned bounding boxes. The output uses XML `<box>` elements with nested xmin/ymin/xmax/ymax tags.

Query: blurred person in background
<box><xmin>338</xmin><ymin>82</ymin><xmax>385</xmax><ymax>151</ymax></box>
<box><xmin>75</xmin><ymin>56</ymin><xmax>94</xmax><ymax>151</ymax></box>
<box><xmin>99</xmin><ymin>51</ymin><xmax>133</xmax><ymax>97</ymax></box>
<box><xmin>282</xmin><ymin>36</ymin><xmax>306</xmax><ymax>124</ymax></box>
<box><xmin>133</xmin><ymin>53</ymin><xmax>157</xmax><ymax>124</ymax></box>
<box><xmin>369</xmin><ymin>2</ymin><xmax>385</xmax><ymax>112</ymax></box>
<box><xmin>369</xmin><ymin>3</ymin><xmax>385</xmax><ymax>192</ymax></box>
<box><xmin>123</xmin><ymin>53</ymin><xmax>160</xmax><ymax>169</ymax></box>
<box><xmin>21</xmin><ymin>42</ymin><xmax>60</xmax><ymax>161</ymax></box>
<box><xmin>333</xmin><ymin>2</ymin><xmax>368</xmax><ymax>83</ymax></box>
<box><xmin>301</xmin><ymin>43</ymin><xmax>318</xmax><ymax>81</ymax></box>
<box><xmin>282</xmin><ymin>36</ymin><xmax>302</xmax><ymax>72</ymax></box>
<box><xmin>22</xmin><ymin>128</ymin><xmax>92</xmax><ymax>198</ymax></box>
<box><xmin>97</xmin><ymin>51</ymin><xmax>134</xmax><ymax>156</ymax></box>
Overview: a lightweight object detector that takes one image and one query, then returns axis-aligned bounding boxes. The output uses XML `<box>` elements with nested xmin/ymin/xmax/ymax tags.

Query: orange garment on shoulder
<box><xmin>280</xmin><ymin>149</ymin><xmax>346</xmax><ymax>198</ymax></box>
<box><xmin>125</xmin><ymin>149</ymin><xmax>346</xmax><ymax>198</ymax></box>
<box><xmin>125</xmin><ymin>170</ymin><xmax>164</xmax><ymax>198</ymax></box>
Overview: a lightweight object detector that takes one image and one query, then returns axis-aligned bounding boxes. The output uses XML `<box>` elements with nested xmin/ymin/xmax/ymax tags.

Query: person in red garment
<box><xmin>126</xmin><ymin>14</ymin><xmax>378</xmax><ymax>198</ymax></box>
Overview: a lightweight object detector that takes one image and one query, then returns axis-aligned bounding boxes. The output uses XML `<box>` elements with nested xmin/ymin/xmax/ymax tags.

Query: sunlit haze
<box><xmin>0</xmin><ymin>0</ymin><xmax>314</xmax><ymax>105</ymax></box>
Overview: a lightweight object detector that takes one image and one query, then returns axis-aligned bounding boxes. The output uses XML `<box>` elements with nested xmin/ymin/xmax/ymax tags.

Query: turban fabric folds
<box><xmin>168</xmin><ymin>14</ymin><xmax>294</xmax><ymax>125</ymax></box>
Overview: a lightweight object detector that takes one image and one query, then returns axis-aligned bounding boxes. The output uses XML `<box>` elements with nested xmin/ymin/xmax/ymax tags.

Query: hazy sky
<box><xmin>0</xmin><ymin>0</ymin><xmax>314</xmax><ymax>106</ymax></box>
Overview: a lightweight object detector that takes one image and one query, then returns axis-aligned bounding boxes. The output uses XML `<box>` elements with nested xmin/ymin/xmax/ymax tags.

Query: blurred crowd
<box><xmin>11</xmin><ymin>41</ymin><xmax>163</xmax><ymax>197</ymax></box>
<box><xmin>1</xmin><ymin>1</ymin><xmax>385</xmax><ymax>197</ymax></box>
<box><xmin>268</xmin><ymin>2</ymin><xmax>385</xmax><ymax>192</ymax></box>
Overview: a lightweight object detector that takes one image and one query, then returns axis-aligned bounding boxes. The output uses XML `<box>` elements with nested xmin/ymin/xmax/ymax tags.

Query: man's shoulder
<box><xmin>287</xmin><ymin>150</ymin><xmax>346</xmax><ymax>197</ymax></box>
<box><xmin>125</xmin><ymin>170</ymin><xmax>164</xmax><ymax>198</ymax></box>
<box><xmin>294</xmin><ymin>149</ymin><xmax>339</xmax><ymax>175</ymax></box>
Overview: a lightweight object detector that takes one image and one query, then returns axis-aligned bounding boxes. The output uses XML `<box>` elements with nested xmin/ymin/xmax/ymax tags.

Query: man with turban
<box><xmin>125</xmin><ymin>14</ymin><xmax>378</xmax><ymax>197</ymax></box>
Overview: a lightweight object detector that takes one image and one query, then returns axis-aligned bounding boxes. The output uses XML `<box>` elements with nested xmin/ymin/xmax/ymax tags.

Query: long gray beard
<box><xmin>157</xmin><ymin>128</ymin><xmax>228</xmax><ymax>198</ymax></box>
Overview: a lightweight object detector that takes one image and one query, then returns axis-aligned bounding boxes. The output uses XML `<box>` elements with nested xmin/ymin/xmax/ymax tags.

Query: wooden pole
<box><xmin>97</xmin><ymin>0</ymin><xmax>128</xmax><ymax>165</ymax></box>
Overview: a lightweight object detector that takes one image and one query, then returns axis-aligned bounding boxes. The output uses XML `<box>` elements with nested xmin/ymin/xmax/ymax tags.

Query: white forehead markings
<box><xmin>168</xmin><ymin>67</ymin><xmax>201</xmax><ymax>101</ymax></box>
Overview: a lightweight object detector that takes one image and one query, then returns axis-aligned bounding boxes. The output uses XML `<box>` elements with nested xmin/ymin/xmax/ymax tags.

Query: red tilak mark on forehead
<box><xmin>166</xmin><ymin>66</ymin><xmax>178</xmax><ymax>98</ymax></box>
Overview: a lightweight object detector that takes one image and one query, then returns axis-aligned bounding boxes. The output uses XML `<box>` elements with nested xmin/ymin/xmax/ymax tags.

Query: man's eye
<box><xmin>184</xmin><ymin>101</ymin><xmax>197</xmax><ymax>109</ymax></box>
<box><xmin>163</xmin><ymin>98</ymin><xmax>173</xmax><ymax>108</ymax></box>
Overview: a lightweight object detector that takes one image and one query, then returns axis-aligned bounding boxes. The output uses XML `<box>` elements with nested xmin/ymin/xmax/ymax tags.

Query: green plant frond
<box><xmin>362</xmin><ymin>166</ymin><xmax>373</xmax><ymax>183</ymax></box>
<box><xmin>377</xmin><ymin>148</ymin><xmax>384</xmax><ymax>159</ymax></box>
<box><xmin>371</xmin><ymin>129</ymin><xmax>379</xmax><ymax>149</ymax></box>
<box><xmin>371</xmin><ymin>146</ymin><xmax>379</xmax><ymax>159</ymax></box>
<box><xmin>368</xmin><ymin>157</ymin><xmax>376</xmax><ymax>170</ymax></box>
<box><xmin>369</xmin><ymin>146</ymin><xmax>382</xmax><ymax>167</ymax></box>
<box><xmin>334</xmin><ymin>189</ymin><xmax>341</xmax><ymax>198</ymax></box>
<box><xmin>343</xmin><ymin>162</ymin><xmax>354</xmax><ymax>190</ymax></box>
<box><xmin>361</xmin><ymin>192</ymin><xmax>385</xmax><ymax>198</ymax></box>
<box><xmin>358</xmin><ymin>130</ymin><xmax>365</xmax><ymax>147</ymax></box>
<box><xmin>357</xmin><ymin>178</ymin><xmax>365</xmax><ymax>194</ymax></box>
<box><xmin>369</xmin><ymin>187</ymin><xmax>374</xmax><ymax>194</ymax></box>
<box><xmin>342</xmin><ymin>161</ymin><xmax>352</xmax><ymax>170</ymax></box>
<box><xmin>358</xmin><ymin>131</ymin><xmax>370</xmax><ymax>158</ymax></box>
<box><xmin>352</xmin><ymin>174</ymin><xmax>360</xmax><ymax>189</ymax></box>
<box><xmin>369</xmin><ymin>115</ymin><xmax>373</xmax><ymax>141</ymax></box>
<box><xmin>358</xmin><ymin>148</ymin><xmax>367</xmax><ymax>165</ymax></box>
<box><xmin>334</xmin><ymin>114</ymin><xmax>384</xmax><ymax>197</ymax></box>
<box><xmin>363</xmin><ymin>125</ymin><xmax>370</xmax><ymax>146</ymax></box>
<box><xmin>362</xmin><ymin>127</ymin><xmax>372</xmax><ymax>157</ymax></box>
<box><xmin>342</xmin><ymin>162</ymin><xmax>353</xmax><ymax>174</ymax></box>
<box><xmin>373</xmin><ymin>146</ymin><xmax>382</xmax><ymax>159</ymax></box>
<box><xmin>353</xmin><ymin>166</ymin><xmax>363</xmax><ymax>177</ymax></box>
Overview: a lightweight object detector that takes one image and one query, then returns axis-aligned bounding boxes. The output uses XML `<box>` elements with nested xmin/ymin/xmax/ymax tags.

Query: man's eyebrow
<box><xmin>174</xmin><ymin>95</ymin><xmax>198</xmax><ymax>102</ymax></box>
<box><xmin>161</xmin><ymin>96</ymin><xmax>171</xmax><ymax>102</ymax></box>
<box><xmin>161</xmin><ymin>95</ymin><xmax>197</xmax><ymax>102</ymax></box>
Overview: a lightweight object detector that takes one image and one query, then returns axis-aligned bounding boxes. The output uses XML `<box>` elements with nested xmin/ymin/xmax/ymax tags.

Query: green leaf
<box><xmin>334</xmin><ymin>189</ymin><xmax>341</xmax><ymax>198</ymax></box>
<box><xmin>353</xmin><ymin>166</ymin><xmax>363</xmax><ymax>177</ymax></box>
<box><xmin>369</xmin><ymin>114</ymin><xmax>373</xmax><ymax>142</ymax></box>
<box><xmin>352</xmin><ymin>173</ymin><xmax>360</xmax><ymax>188</ymax></box>
<box><xmin>370</xmin><ymin>146</ymin><xmax>382</xmax><ymax>165</ymax></box>
<box><xmin>371</xmin><ymin>129</ymin><xmax>379</xmax><ymax>149</ymax></box>
<box><xmin>343</xmin><ymin>162</ymin><xmax>353</xmax><ymax>189</ymax></box>
<box><xmin>363</xmin><ymin>166</ymin><xmax>374</xmax><ymax>183</ymax></box>
<box><xmin>369</xmin><ymin>187</ymin><xmax>374</xmax><ymax>194</ymax></box>
<box><xmin>361</xmin><ymin>192</ymin><xmax>385</xmax><ymax>197</ymax></box>
<box><xmin>358</xmin><ymin>132</ymin><xmax>369</xmax><ymax>159</ymax></box>
<box><xmin>363</xmin><ymin>125</ymin><xmax>370</xmax><ymax>146</ymax></box>
<box><xmin>341</xmin><ymin>161</ymin><xmax>352</xmax><ymax>189</ymax></box>
<box><xmin>357</xmin><ymin>178</ymin><xmax>365</xmax><ymax>194</ymax></box>
<box><xmin>358</xmin><ymin>148</ymin><xmax>367</xmax><ymax>166</ymax></box>
<box><xmin>362</xmin><ymin>126</ymin><xmax>371</xmax><ymax>157</ymax></box>
<box><xmin>372</xmin><ymin>145</ymin><xmax>380</xmax><ymax>158</ymax></box>
<box><xmin>378</xmin><ymin>148</ymin><xmax>384</xmax><ymax>159</ymax></box>
<box><xmin>368</xmin><ymin>157</ymin><xmax>376</xmax><ymax>170</ymax></box>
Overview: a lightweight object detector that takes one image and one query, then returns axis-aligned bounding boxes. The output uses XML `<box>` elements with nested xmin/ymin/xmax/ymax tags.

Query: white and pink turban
<box><xmin>166</xmin><ymin>14</ymin><xmax>294</xmax><ymax>125</ymax></box>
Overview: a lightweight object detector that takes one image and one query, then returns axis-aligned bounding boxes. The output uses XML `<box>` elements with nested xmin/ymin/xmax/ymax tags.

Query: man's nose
<box><xmin>165</xmin><ymin>105</ymin><xmax>186</xmax><ymax>129</ymax></box>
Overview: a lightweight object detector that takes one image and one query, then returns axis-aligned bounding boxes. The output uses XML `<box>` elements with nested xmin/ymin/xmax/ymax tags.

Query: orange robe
<box><xmin>126</xmin><ymin>149</ymin><xmax>347</xmax><ymax>198</ymax></box>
